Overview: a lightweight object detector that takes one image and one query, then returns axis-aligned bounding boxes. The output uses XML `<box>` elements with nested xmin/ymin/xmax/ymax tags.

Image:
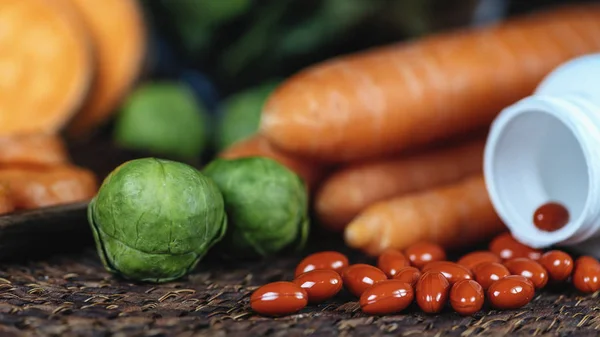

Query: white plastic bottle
<box><xmin>484</xmin><ymin>53</ymin><xmax>600</xmax><ymax>257</ymax></box>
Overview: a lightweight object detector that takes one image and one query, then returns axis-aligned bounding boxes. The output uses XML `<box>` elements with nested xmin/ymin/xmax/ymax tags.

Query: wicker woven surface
<box><xmin>1</xmin><ymin>231</ymin><xmax>599</xmax><ymax>337</ymax></box>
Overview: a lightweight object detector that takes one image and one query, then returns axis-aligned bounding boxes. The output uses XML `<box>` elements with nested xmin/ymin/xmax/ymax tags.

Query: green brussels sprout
<box><xmin>215</xmin><ymin>80</ymin><xmax>279</xmax><ymax>151</ymax></box>
<box><xmin>88</xmin><ymin>158</ymin><xmax>227</xmax><ymax>283</ymax></box>
<box><xmin>114</xmin><ymin>82</ymin><xmax>210</xmax><ymax>161</ymax></box>
<box><xmin>202</xmin><ymin>157</ymin><xmax>309</xmax><ymax>258</ymax></box>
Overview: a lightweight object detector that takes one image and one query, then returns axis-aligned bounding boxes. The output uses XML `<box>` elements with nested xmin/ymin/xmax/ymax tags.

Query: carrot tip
<box><xmin>344</xmin><ymin>220</ymin><xmax>374</xmax><ymax>248</ymax></box>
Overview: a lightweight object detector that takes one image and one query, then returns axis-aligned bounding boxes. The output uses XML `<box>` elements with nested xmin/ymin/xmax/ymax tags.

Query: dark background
<box><xmin>137</xmin><ymin>0</ymin><xmax>594</xmax><ymax>110</ymax></box>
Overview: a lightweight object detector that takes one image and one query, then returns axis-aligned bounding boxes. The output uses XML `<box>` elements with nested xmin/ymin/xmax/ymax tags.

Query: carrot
<box><xmin>0</xmin><ymin>134</ymin><xmax>70</xmax><ymax>167</ymax></box>
<box><xmin>0</xmin><ymin>165</ymin><xmax>98</xmax><ymax>210</ymax></box>
<box><xmin>218</xmin><ymin>134</ymin><xmax>326</xmax><ymax>190</ymax></box>
<box><xmin>0</xmin><ymin>0</ymin><xmax>93</xmax><ymax>135</ymax></box>
<box><xmin>259</xmin><ymin>4</ymin><xmax>600</xmax><ymax>162</ymax></box>
<box><xmin>65</xmin><ymin>0</ymin><xmax>147</xmax><ymax>138</ymax></box>
<box><xmin>316</xmin><ymin>139</ymin><xmax>485</xmax><ymax>232</ymax></box>
<box><xmin>344</xmin><ymin>174</ymin><xmax>505</xmax><ymax>256</ymax></box>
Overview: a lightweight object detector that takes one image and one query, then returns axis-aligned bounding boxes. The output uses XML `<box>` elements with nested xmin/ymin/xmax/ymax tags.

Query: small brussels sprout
<box><xmin>202</xmin><ymin>157</ymin><xmax>309</xmax><ymax>258</ymax></box>
<box><xmin>88</xmin><ymin>158</ymin><xmax>227</xmax><ymax>283</ymax></box>
<box><xmin>113</xmin><ymin>82</ymin><xmax>210</xmax><ymax>160</ymax></box>
<box><xmin>215</xmin><ymin>80</ymin><xmax>279</xmax><ymax>151</ymax></box>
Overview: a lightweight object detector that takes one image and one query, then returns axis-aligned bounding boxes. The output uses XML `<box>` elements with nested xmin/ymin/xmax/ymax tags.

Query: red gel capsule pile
<box><xmin>250</xmin><ymin>233</ymin><xmax>599</xmax><ymax>317</ymax></box>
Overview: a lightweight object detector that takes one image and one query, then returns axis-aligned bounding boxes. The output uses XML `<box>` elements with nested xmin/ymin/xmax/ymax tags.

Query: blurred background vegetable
<box><xmin>215</xmin><ymin>80</ymin><xmax>280</xmax><ymax>151</ymax></box>
<box><xmin>113</xmin><ymin>82</ymin><xmax>210</xmax><ymax>162</ymax></box>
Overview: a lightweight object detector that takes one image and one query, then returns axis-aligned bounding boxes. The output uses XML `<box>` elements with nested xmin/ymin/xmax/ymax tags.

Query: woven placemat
<box><xmin>0</xmin><ymin>232</ymin><xmax>599</xmax><ymax>337</ymax></box>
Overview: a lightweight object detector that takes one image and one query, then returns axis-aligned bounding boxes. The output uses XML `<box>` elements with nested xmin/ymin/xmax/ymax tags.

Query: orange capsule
<box><xmin>450</xmin><ymin>279</ymin><xmax>484</xmax><ymax>316</ymax></box>
<box><xmin>393</xmin><ymin>266</ymin><xmax>422</xmax><ymax>287</ymax></box>
<box><xmin>293</xmin><ymin>269</ymin><xmax>343</xmax><ymax>303</ymax></box>
<box><xmin>538</xmin><ymin>250</ymin><xmax>573</xmax><ymax>282</ymax></box>
<box><xmin>457</xmin><ymin>251</ymin><xmax>501</xmax><ymax>272</ymax></box>
<box><xmin>422</xmin><ymin>261</ymin><xmax>473</xmax><ymax>285</ymax></box>
<box><xmin>472</xmin><ymin>262</ymin><xmax>510</xmax><ymax>290</ymax></box>
<box><xmin>504</xmin><ymin>257</ymin><xmax>548</xmax><ymax>289</ymax></box>
<box><xmin>489</xmin><ymin>233</ymin><xmax>542</xmax><ymax>261</ymax></box>
<box><xmin>342</xmin><ymin>264</ymin><xmax>387</xmax><ymax>297</ymax></box>
<box><xmin>250</xmin><ymin>281</ymin><xmax>308</xmax><ymax>316</ymax></box>
<box><xmin>405</xmin><ymin>242</ymin><xmax>447</xmax><ymax>269</ymax></box>
<box><xmin>359</xmin><ymin>280</ymin><xmax>414</xmax><ymax>315</ymax></box>
<box><xmin>572</xmin><ymin>256</ymin><xmax>600</xmax><ymax>293</ymax></box>
<box><xmin>295</xmin><ymin>251</ymin><xmax>349</xmax><ymax>277</ymax></box>
<box><xmin>377</xmin><ymin>249</ymin><xmax>410</xmax><ymax>278</ymax></box>
<box><xmin>415</xmin><ymin>271</ymin><xmax>450</xmax><ymax>314</ymax></box>
<box><xmin>487</xmin><ymin>275</ymin><xmax>535</xmax><ymax>310</ymax></box>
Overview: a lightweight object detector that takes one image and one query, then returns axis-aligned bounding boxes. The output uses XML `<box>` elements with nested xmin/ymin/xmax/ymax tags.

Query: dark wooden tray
<box><xmin>0</xmin><ymin>202</ymin><xmax>90</xmax><ymax>261</ymax></box>
<box><xmin>0</xmin><ymin>134</ymin><xmax>154</xmax><ymax>262</ymax></box>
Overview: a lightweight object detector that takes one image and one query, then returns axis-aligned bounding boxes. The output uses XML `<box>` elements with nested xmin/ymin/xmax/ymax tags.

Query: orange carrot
<box><xmin>344</xmin><ymin>174</ymin><xmax>505</xmax><ymax>256</ymax></box>
<box><xmin>0</xmin><ymin>0</ymin><xmax>93</xmax><ymax>135</ymax></box>
<box><xmin>0</xmin><ymin>133</ymin><xmax>70</xmax><ymax>167</ymax></box>
<box><xmin>66</xmin><ymin>0</ymin><xmax>146</xmax><ymax>138</ymax></box>
<box><xmin>316</xmin><ymin>139</ymin><xmax>484</xmax><ymax>232</ymax></box>
<box><xmin>0</xmin><ymin>165</ymin><xmax>98</xmax><ymax>210</ymax></box>
<box><xmin>260</xmin><ymin>4</ymin><xmax>600</xmax><ymax>162</ymax></box>
<box><xmin>218</xmin><ymin>134</ymin><xmax>326</xmax><ymax>190</ymax></box>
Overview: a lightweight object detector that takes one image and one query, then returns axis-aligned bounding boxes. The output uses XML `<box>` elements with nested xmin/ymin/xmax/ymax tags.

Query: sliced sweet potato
<box><xmin>0</xmin><ymin>165</ymin><xmax>98</xmax><ymax>210</ymax></box>
<box><xmin>0</xmin><ymin>0</ymin><xmax>93</xmax><ymax>135</ymax></box>
<box><xmin>66</xmin><ymin>0</ymin><xmax>147</xmax><ymax>138</ymax></box>
<box><xmin>0</xmin><ymin>184</ymin><xmax>16</xmax><ymax>215</ymax></box>
<box><xmin>0</xmin><ymin>133</ymin><xmax>70</xmax><ymax>167</ymax></box>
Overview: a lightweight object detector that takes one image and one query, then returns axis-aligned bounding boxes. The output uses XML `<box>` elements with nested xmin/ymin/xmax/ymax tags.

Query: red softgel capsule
<box><xmin>487</xmin><ymin>275</ymin><xmax>534</xmax><ymax>310</ymax></box>
<box><xmin>405</xmin><ymin>242</ymin><xmax>447</xmax><ymax>269</ymax></box>
<box><xmin>533</xmin><ymin>202</ymin><xmax>569</xmax><ymax>232</ymax></box>
<box><xmin>415</xmin><ymin>271</ymin><xmax>450</xmax><ymax>314</ymax></box>
<box><xmin>293</xmin><ymin>269</ymin><xmax>343</xmax><ymax>303</ymax></box>
<box><xmin>360</xmin><ymin>280</ymin><xmax>414</xmax><ymax>315</ymax></box>
<box><xmin>422</xmin><ymin>261</ymin><xmax>473</xmax><ymax>285</ymax></box>
<box><xmin>250</xmin><ymin>281</ymin><xmax>308</xmax><ymax>316</ymax></box>
<box><xmin>504</xmin><ymin>257</ymin><xmax>549</xmax><ymax>289</ymax></box>
<box><xmin>539</xmin><ymin>250</ymin><xmax>573</xmax><ymax>282</ymax></box>
<box><xmin>489</xmin><ymin>232</ymin><xmax>542</xmax><ymax>260</ymax></box>
<box><xmin>377</xmin><ymin>249</ymin><xmax>410</xmax><ymax>278</ymax></box>
<box><xmin>342</xmin><ymin>264</ymin><xmax>387</xmax><ymax>297</ymax></box>
<box><xmin>450</xmin><ymin>279</ymin><xmax>484</xmax><ymax>316</ymax></box>
<box><xmin>295</xmin><ymin>251</ymin><xmax>349</xmax><ymax>277</ymax></box>
<box><xmin>393</xmin><ymin>266</ymin><xmax>422</xmax><ymax>286</ymax></box>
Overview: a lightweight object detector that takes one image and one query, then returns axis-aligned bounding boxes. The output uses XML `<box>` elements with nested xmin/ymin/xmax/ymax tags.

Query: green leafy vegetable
<box><xmin>202</xmin><ymin>157</ymin><xmax>309</xmax><ymax>258</ymax></box>
<box><xmin>88</xmin><ymin>158</ymin><xmax>227</xmax><ymax>283</ymax></box>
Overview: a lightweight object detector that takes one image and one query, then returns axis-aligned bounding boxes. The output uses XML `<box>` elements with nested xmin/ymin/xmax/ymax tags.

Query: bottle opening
<box><xmin>484</xmin><ymin>101</ymin><xmax>591</xmax><ymax>248</ymax></box>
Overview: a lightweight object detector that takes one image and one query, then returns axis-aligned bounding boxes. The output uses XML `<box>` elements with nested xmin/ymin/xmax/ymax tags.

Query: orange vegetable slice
<box><xmin>0</xmin><ymin>133</ymin><xmax>70</xmax><ymax>167</ymax></box>
<box><xmin>0</xmin><ymin>165</ymin><xmax>98</xmax><ymax>210</ymax></box>
<box><xmin>0</xmin><ymin>0</ymin><xmax>93</xmax><ymax>135</ymax></box>
<box><xmin>66</xmin><ymin>0</ymin><xmax>147</xmax><ymax>138</ymax></box>
<box><xmin>0</xmin><ymin>184</ymin><xmax>16</xmax><ymax>215</ymax></box>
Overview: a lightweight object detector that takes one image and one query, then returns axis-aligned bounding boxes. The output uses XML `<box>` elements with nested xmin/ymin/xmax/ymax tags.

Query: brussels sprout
<box><xmin>202</xmin><ymin>157</ymin><xmax>309</xmax><ymax>258</ymax></box>
<box><xmin>215</xmin><ymin>80</ymin><xmax>279</xmax><ymax>151</ymax></box>
<box><xmin>114</xmin><ymin>82</ymin><xmax>210</xmax><ymax>160</ymax></box>
<box><xmin>88</xmin><ymin>158</ymin><xmax>227</xmax><ymax>283</ymax></box>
